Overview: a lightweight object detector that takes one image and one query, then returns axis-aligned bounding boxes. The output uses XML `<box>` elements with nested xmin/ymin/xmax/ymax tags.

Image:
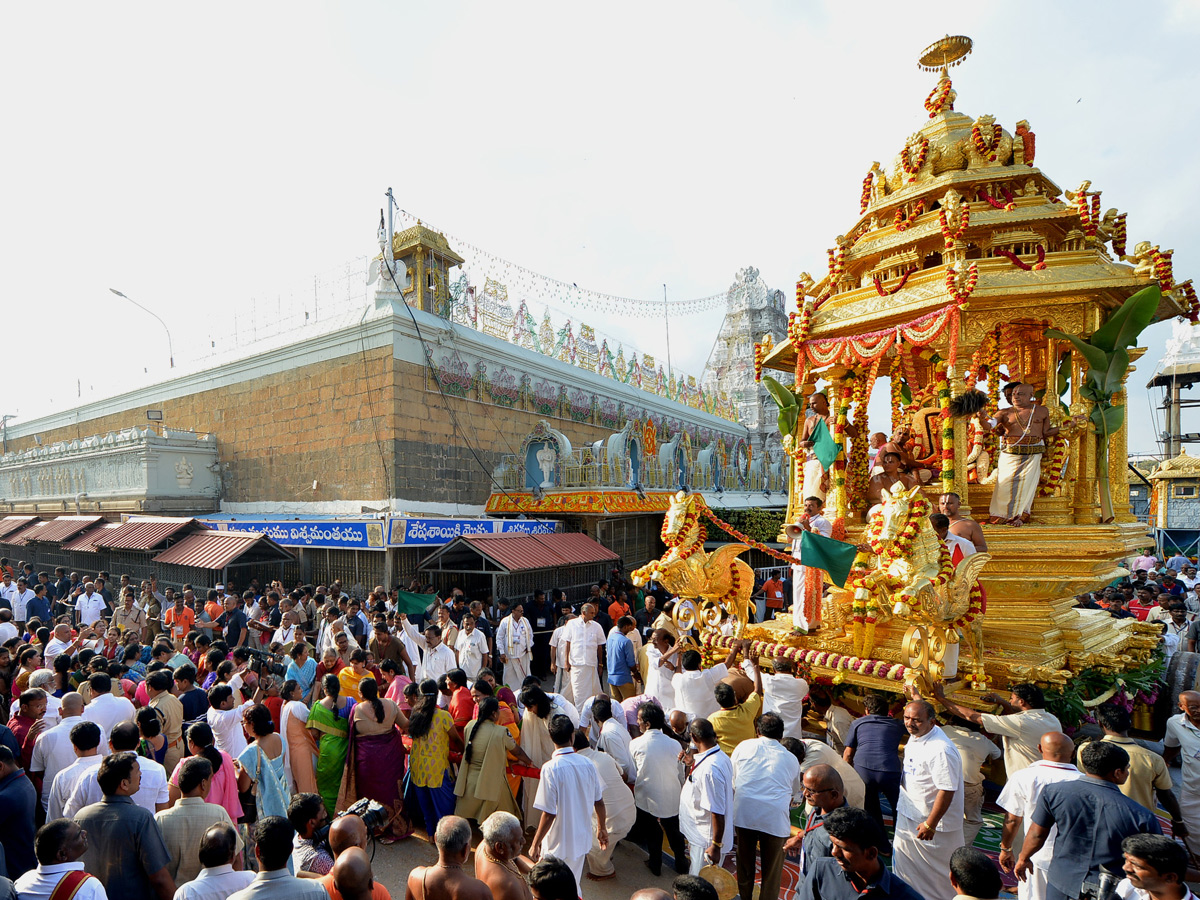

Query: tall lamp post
<box><xmin>109</xmin><ymin>288</ymin><xmax>175</xmax><ymax>369</ymax></box>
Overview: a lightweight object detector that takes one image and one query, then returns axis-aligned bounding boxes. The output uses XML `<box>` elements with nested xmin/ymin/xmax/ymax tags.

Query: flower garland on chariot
<box><xmin>971</xmin><ymin>122</ymin><xmax>1002</xmax><ymax>162</ymax></box>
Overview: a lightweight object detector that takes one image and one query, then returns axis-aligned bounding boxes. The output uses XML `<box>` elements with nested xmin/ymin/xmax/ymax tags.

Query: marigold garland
<box><xmin>924</xmin><ymin>76</ymin><xmax>953</xmax><ymax>118</ymax></box>
<box><xmin>1075</xmin><ymin>189</ymin><xmax>1102</xmax><ymax>237</ymax></box>
<box><xmin>894</xmin><ymin>199</ymin><xmax>926</xmax><ymax>232</ymax></box>
<box><xmin>945</xmin><ymin>264</ymin><xmax>979</xmax><ymax>305</ymax></box>
<box><xmin>696</xmin><ymin>500</ymin><xmax>804</xmax><ymax>567</ymax></box>
<box><xmin>1178</xmin><ymin>281</ymin><xmax>1199</xmax><ymax>324</ymax></box>
<box><xmin>1015</xmin><ymin>122</ymin><xmax>1036</xmax><ymax>166</ymax></box>
<box><xmin>860</xmin><ymin>170</ymin><xmax>875</xmax><ymax>213</ymax></box>
<box><xmin>979</xmin><ymin>186</ymin><xmax>1016</xmax><ymax>212</ymax></box>
<box><xmin>1110</xmin><ymin>213</ymin><xmax>1128</xmax><ymax>257</ymax></box>
<box><xmin>702</xmin><ymin>633</ymin><xmax>908</xmax><ymax>684</ymax></box>
<box><xmin>971</xmin><ymin>123</ymin><xmax>1002</xmax><ymax>163</ymax></box>
<box><xmin>1153</xmin><ymin>247</ymin><xmax>1175</xmax><ymax>293</ymax></box>
<box><xmin>827</xmin><ymin>246</ymin><xmax>847</xmax><ymax>281</ymax></box>
<box><xmin>832</xmin><ymin>378</ymin><xmax>851</xmax><ymax>520</ymax></box>
<box><xmin>937</xmin><ymin>203</ymin><xmax>970</xmax><ymax>249</ymax></box>
<box><xmin>872</xmin><ymin>268</ymin><xmax>918</xmax><ymax>297</ymax></box>
<box><xmin>753</xmin><ymin>340</ymin><xmax>768</xmax><ymax>383</ymax></box>
<box><xmin>1037</xmin><ymin>432</ymin><xmax>1072</xmax><ymax>497</ymax></box>
<box><xmin>900</xmin><ymin>138</ymin><xmax>929</xmax><ymax>182</ymax></box>
<box><xmin>994</xmin><ymin>246</ymin><xmax>1047</xmax><ymax>271</ymax></box>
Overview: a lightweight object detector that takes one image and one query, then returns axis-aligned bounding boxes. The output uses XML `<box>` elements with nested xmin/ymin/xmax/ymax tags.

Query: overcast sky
<box><xmin>3</xmin><ymin>1</ymin><xmax>1197</xmax><ymax>453</ymax></box>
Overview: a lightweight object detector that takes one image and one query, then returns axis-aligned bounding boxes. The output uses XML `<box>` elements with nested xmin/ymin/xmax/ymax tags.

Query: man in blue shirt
<box><xmin>604</xmin><ymin>617</ymin><xmax>639</xmax><ymax>701</ymax></box>
<box><xmin>1016</xmin><ymin>739</ymin><xmax>1161</xmax><ymax>900</ymax></box>
<box><xmin>800</xmin><ymin>806</ymin><xmax>924</xmax><ymax>900</ymax></box>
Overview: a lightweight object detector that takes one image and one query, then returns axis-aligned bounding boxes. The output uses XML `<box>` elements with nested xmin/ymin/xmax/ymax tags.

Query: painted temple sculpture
<box><xmin>639</xmin><ymin>36</ymin><xmax>1197</xmax><ymax>704</ymax></box>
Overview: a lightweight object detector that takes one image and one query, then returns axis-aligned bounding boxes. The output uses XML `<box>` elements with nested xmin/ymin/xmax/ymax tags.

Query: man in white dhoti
<box><xmin>531</xmin><ymin>714</ymin><xmax>608</xmax><ymax>890</ymax></box>
<box><xmin>892</xmin><ymin>699</ymin><xmax>964</xmax><ymax>900</ymax></box>
<box><xmin>577</xmin><ymin>729</ymin><xmax>635</xmax><ymax>881</ymax></box>
<box><xmin>563</xmin><ymin>604</ymin><xmax>605</xmax><ymax>704</ymax></box>
<box><xmin>996</xmin><ymin>731</ymin><xmax>1081</xmax><ymax>900</ymax></box>
<box><xmin>988</xmin><ymin>382</ymin><xmax>1074</xmax><ymax>527</ymax></box>
<box><xmin>786</xmin><ymin>496</ymin><xmax>833</xmax><ymax>632</ymax></box>
<box><xmin>496</xmin><ymin>602</ymin><xmax>534</xmax><ymax>688</ymax></box>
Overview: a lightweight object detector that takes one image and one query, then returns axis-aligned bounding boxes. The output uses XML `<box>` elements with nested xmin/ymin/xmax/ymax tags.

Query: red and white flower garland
<box><xmin>900</xmin><ymin>138</ymin><xmax>929</xmax><ymax>183</ymax></box>
<box><xmin>971</xmin><ymin>123</ymin><xmax>1002</xmax><ymax>162</ymax></box>
<box><xmin>937</xmin><ymin>203</ymin><xmax>970</xmax><ymax>248</ymax></box>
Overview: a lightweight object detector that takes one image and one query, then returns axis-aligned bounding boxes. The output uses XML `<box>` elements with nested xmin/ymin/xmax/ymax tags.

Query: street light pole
<box><xmin>110</xmin><ymin>288</ymin><xmax>175</xmax><ymax>368</ymax></box>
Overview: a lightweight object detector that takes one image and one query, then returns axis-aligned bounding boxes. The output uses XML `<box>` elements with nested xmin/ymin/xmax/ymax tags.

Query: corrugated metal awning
<box><xmin>419</xmin><ymin>532</ymin><xmax>619</xmax><ymax>575</ymax></box>
<box><xmin>16</xmin><ymin>516</ymin><xmax>106</xmax><ymax>545</ymax></box>
<box><xmin>62</xmin><ymin>523</ymin><xmax>125</xmax><ymax>552</ymax></box>
<box><xmin>152</xmin><ymin>531</ymin><xmax>294</xmax><ymax>570</ymax></box>
<box><xmin>93</xmin><ymin>517</ymin><xmax>201</xmax><ymax>550</ymax></box>
<box><xmin>0</xmin><ymin>516</ymin><xmax>39</xmax><ymax>540</ymax></box>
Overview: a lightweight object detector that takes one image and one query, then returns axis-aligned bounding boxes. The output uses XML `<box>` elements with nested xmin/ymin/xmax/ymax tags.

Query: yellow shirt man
<box><xmin>710</xmin><ymin>691</ymin><xmax>763</xmax><ymax>756</ymax></box>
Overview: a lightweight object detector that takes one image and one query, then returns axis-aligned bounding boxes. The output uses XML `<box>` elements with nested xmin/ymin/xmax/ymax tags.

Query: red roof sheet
<box><xmin>5</xmin><ymin>522</ymin><xmax>46</xmax><ymax>547</ymax></box>
<box><xmin>458</xmin><ymin>532</ymin><xmax>618</xmax><ymax>573</ymax></box>
<box><xmin>0</xmin><ymin>516</ymin><xmax>38</xmax><ymax>540</ymax></box>
<box><xmin>62</xmin><ymin>523</ymin><xmax>125</xmax><ymax>553</ymax></box>
<box><xmin>16</xmin><ymin>516</ymin><xmax>105</xmax><ymax>545</ymax></box>
<box><xmin>93</xmin><ymin>518</ymin><xmax>201</xmax><ymax>550</ymax></box>
<box><xmin>152</xmin><ymin>531</ymin><xmax>293</xmax><ymax>570</ymax></box>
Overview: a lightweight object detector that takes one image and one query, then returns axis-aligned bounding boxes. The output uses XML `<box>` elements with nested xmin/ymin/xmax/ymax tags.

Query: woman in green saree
<box><xmin>307</xmin><ymin>672</ymin><xmax>355</xmax><ymax>815</ymax></box>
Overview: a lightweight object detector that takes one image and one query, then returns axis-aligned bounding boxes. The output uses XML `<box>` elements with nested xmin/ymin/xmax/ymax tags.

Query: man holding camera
<box><xmin>289</xmin><ymin>793</ymin><xmax>333</xmax><ymax>876</ymax></box>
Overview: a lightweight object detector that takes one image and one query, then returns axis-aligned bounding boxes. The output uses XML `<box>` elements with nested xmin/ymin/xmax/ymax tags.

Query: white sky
<box><xmin>3</xmin><ymin>1</ymin><xmax>1198</xmax><ymax>453</ymax></box>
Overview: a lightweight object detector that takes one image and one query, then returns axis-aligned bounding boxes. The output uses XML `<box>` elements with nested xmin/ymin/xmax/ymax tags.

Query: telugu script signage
<box><xmin>206</xmin><ymin>517</ymin><xmax>558</xmax><ymax>550</ymax></box>
<box><xmin>388</xmin><ymin>517</ymin><xmax>558</xmax><ymax>546</ymax></box>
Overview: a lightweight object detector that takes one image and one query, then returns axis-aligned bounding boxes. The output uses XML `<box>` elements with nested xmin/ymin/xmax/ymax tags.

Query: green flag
<box><xmin>394</xmin><ymin>590</ymin><xmax>434</xmax><ymax>615</ymax></box>
<box><xmin>800</xmin><ymin>529</ymin><xmax>858</xmax><ymax>588</ymax></box>
<box><xmin>810</xmin><ymin>417</ymin><xmax>839</xmax><ymax>471</ymax></box>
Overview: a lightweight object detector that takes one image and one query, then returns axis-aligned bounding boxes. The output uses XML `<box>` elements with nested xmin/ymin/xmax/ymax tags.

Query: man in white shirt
<box><xmin>643</xmin><ymin>629</ymin><xmax>677</xmax><ymax>711</ymax></box>
<box><xmin>496</xmin><ymin>603</ymin><xmax>534</xmax><ymax>687</ymax></box>
<box><xmin>671</xmin><ymin>643</ymin><xmax>738</xmax><ymax>721</ymax></box>
<box><xmin>46</xmin><ymin>722</ymin><xmax>105</xmax><ymax>819</ymax></box>
<box><xmin>590</xmin><ymin>695</ymin><xmax>634</xmax><ymax>783</ymax></box>
<box><xmin>72</xmin><ymin>583</ymin><xmax>108</xmax><ymax>628</ymax></box>
<box><xmin>1113</xmin><ymin>833</ymin><xmax>1193</xmax><ymax>900</ymax></box>
<box><xmin>630</xmin><ymin>701</ymin><xmax>687</xmax><ymax>878</ymax></box>
<box><xmin>578</xmin><ymin>693</ymin><xmax>627</xmax><ymax>742</ymax></box>
<box><xmin>11</xmin><ymin>577</ymin><xmax>37</xmax><ymax>627</ymax></box>
<box><xmin>0</xmin><ymin>609</ymin><xmax>17</xmax><ymax>645</ymax></box>
<box><xmin>398</xmin><ymin>615</ymin><xmax>456</xmax><ymax>683</ymax></box>
<box><xmin>744</xmin><ymin>656</ymin><xmax>808</xmax><ymax>740</ymax></box>
<box><xmin>1163</xmin><ymin>690</ymin><xmax>1200</xmax><ymax>857</ymax></box>
<box><xmin>44</xmin><ymin>624</ymin><xmax>88</xmax><ymax>668</ymax></box>
<box><xmin>996</xmin><ymin>731</ymin><xmax>1081</xmax><ymax>900</ymax></box>
<box><xmin>934</xmin><ymin>682</ymin><xmax>1061</xmax><ymax>778</ymax></box>
<box><xmin>679</xmin><ymin>717</ymin><xmax>734</xmax><ymax>877</ymax></box>
<box><xmin>730</xmin><ymin>712</ymin><xmax>803</xmax><ymax>900</ymax></box>
<box><xmin>30</xmin><ymin>694</ymin><xmax>99</xmax><ymax>813</ymax></box>
<box><xmin>454</xmin><ymin>614</ymin><xmax>489</xmax><ymax>680</ymax></box>
<box><xmin>205</xmin><ymin>686</ymin><xmax>253</xmax><ymax>760</ymax></box>
<box><xmin>577</xmin><ymin>730</ymin><xmax>635</xmax><ymax>881</ymax></box>
<box><xmin>82</xmin><ymin>674</ymin><xmax>136</xmax><ymax>736</ymax></box>
<box><xmin>563</xmin><ymin>604</ymin><xmax>606</xmax><ymax>705</ymax></box>
<box><xmin>531</xmin><ymin>714</ymin><xmax>607</xmax><ymax>890</ymax></box>
<box><xmin>172</xmin><ymin>823</ymin><xmax>255</xmax><ymax>900</ymax></box>
<box><xmin>13</xmin><ymin>818</ymin><xmax>108</xmax><ymax>900</ymax></box>
<box><xmin>892</xmin><ymin>700</ymin><xmax>964</xmax><ymax>900</ymax></box>
<box><xmin>548</xmin><ymin>613</ymin><xmax>574</xmax><ymax>703</ymax></box>
<box><xmin>943</xmin><ymin>723</ymin><xmax>1002</xmax><ymax>844</ymax></box>
<box><xmin>0</xmin><ymin>572</ymin><xmax>18</xmax><ymax>613</ymax></box>
<box><xmin>64</xmin><ymin>721</ymin><xmax>171</xmax><ymax>816</ymax></box>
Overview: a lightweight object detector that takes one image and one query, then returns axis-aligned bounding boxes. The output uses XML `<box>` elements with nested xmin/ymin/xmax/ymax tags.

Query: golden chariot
<box><xmin>634</xmin><ymin>36</ymin><xmax>1196</xmax><ymax>715</ymax></box>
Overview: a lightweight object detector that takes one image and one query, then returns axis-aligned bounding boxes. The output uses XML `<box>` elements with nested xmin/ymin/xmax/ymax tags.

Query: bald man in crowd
<box><xmin>332</xmin><ymin>849</ymin><xmax>374</xmax><ymax>900</ymax></box>
<box><xmin>320</xmin><ymin>815</ymin><xmax>391</xmax><ymax>900</ymax></box>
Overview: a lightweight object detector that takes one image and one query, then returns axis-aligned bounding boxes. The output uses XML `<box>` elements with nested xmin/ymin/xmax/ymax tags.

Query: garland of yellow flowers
<box><xmin>860</xmin><ymin>170</ymin><xmax>875</xmax><ymax>213</ymax></box>
<box><xmin>831</xmin><ymin>377</ymin><xmax>851</xmax><ymax>520</ymax></box>
<box><xmin>894</xmin><ymin>199</ymin><xmax>927</xmax><ymax>232</ymax></box>
<box><xmin>924</xmin><ymin>76</ymin><xmax>953</xmax><ymax>117</ymax></box>
<box><xmin>937</xmin><ymin>203</ymin><xmax>970</xmax><ymax>249</ymax></box>
<box><xmin>1153</xmin><ymin>248</ymin><xmax>1175</xmax><ymax>293</ymax></box>
<box><xmin>891</xmin><ymin>362</ymin><xmax>905</xmax><ymax>432</ymax></box>
<box><xmin>847</xmin><ymin>359</ymin><xmax>879</xmax><ymax>511</ymax></box>
<box><xmin>1036</xmin><ymin>432</ymin><xmax>1071</xmax><ymax>497</ymax></box>
<box><xmin>695</xmin><ymin>500</ymin><xmax>804</xmax><ymax>567</ymax></box>
<box><xmin>827</xmin><ymin>245</ymin><xmax>847</xmax><ymax>280</ymax></box>
<box><xmin>1110</xmin><ymin>213</ymin><xmax>1128</xmax><ymax>257</ymax></box>
<box><xmin>945</xmin><ymin>264</ymin><xmax>979</xmax><ymax>305</ymax></box>
<box><xmin>971</xmin><ymin>122</ymin><xmax>1002</xmax><ymax>163</ymax></box>
<box><xmin>753</xmin><ymin>340</ymin><xmax>769</xmax><ymax>383</ymax></box>
<box><xmin>1075</xmin><ymin>188</ymin><xmax>1102</xmax><ymax>238</ymax></box>
<box><xmin>900</xmin><ymin>138</ymin><xmax>929</xmax><ymax>183</ymax></box>
<box><xmin>1178</xmin><ymin>281</ymin><xmax>1199</xmax><ymax>324</ymax></box>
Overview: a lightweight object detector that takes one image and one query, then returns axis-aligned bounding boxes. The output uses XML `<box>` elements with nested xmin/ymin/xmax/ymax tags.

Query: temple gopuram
<box><xmin>636</xmin><ymin>37</ymin><xmax>1197</xmax><ymax>715</ymax></box>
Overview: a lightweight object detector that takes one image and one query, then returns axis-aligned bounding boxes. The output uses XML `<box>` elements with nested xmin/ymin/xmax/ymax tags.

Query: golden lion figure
<box><xmin>630</xmin><ymin>491</ymin><xmax>754</xmax><ymax>636</ymax></box>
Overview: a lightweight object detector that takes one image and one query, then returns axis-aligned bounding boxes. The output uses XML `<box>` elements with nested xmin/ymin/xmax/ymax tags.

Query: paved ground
<box><xmin>371</xmin><ymin>828</ymin><xmax>680</xmax><ymax>900</ymax></box>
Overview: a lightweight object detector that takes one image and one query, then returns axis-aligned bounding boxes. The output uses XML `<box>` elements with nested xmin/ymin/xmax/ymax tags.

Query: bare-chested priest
<box><xmin>865</xmin><ymin>449</ymin><xmax>918</xmax><ymax>516</ymax></box>
<box><xmin>988</xmin><ymin>382</ymin><xmax>1076</xmax><ymax>526</ymax></box>
<box><xmin>405</xmin><ymin>816</ymin><xmax>491</xmax><ymax>900</ymax></box>
<box><xmin>938</xmin><ymin>492</ymin><xmax>987</xmax><ymax>552</ymax></box>
<box><xmin>476</xmin><ymin>812</ymin><xmax>534</xmax><ymax>900</ymax></box>
<box><xmin>797</xmin><ymin>392</ymin><xmax>835</xmax><ymax>501</ymax></box>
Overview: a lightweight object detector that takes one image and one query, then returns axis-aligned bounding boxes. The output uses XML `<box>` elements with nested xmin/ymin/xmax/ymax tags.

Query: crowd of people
<box><xmin>0</xmin><ymin>541</ymin><xmax>1195</xmax><ymax>900</ymax></box>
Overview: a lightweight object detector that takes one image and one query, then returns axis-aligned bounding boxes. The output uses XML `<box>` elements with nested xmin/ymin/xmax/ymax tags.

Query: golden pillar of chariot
<box><xmin>636</xmin><ymin>36</ymin><xmax>1188</xmax><ymax>701</ymax></box>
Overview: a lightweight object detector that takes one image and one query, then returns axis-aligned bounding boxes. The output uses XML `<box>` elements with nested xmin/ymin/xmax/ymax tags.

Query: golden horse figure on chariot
<box><xmin>632</xmin><ymin>35</ymin><xmax>1182</xmax><ymax>708</ymax></box>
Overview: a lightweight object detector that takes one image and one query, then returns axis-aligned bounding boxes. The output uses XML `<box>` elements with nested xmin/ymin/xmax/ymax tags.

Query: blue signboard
<box><xmin>211</xmin><ymin>521</ymin><xmax>385</xmax><ymax>550</ymax></box>
<box><xmin>206</xmin><ymin>517</ymin><xmax>558</xmax><ymax>550</ymax></box>
<box><xmin>388</xmin><ymin>517</ymin><xmax>558</xmax><ymax>546</ymax></box>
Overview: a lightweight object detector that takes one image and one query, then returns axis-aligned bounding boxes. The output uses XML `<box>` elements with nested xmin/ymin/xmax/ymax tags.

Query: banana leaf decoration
<box><xmin>762</xmin><ymin>375</ymin><xmax>801</xmax><ymax>439</ymax></box>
